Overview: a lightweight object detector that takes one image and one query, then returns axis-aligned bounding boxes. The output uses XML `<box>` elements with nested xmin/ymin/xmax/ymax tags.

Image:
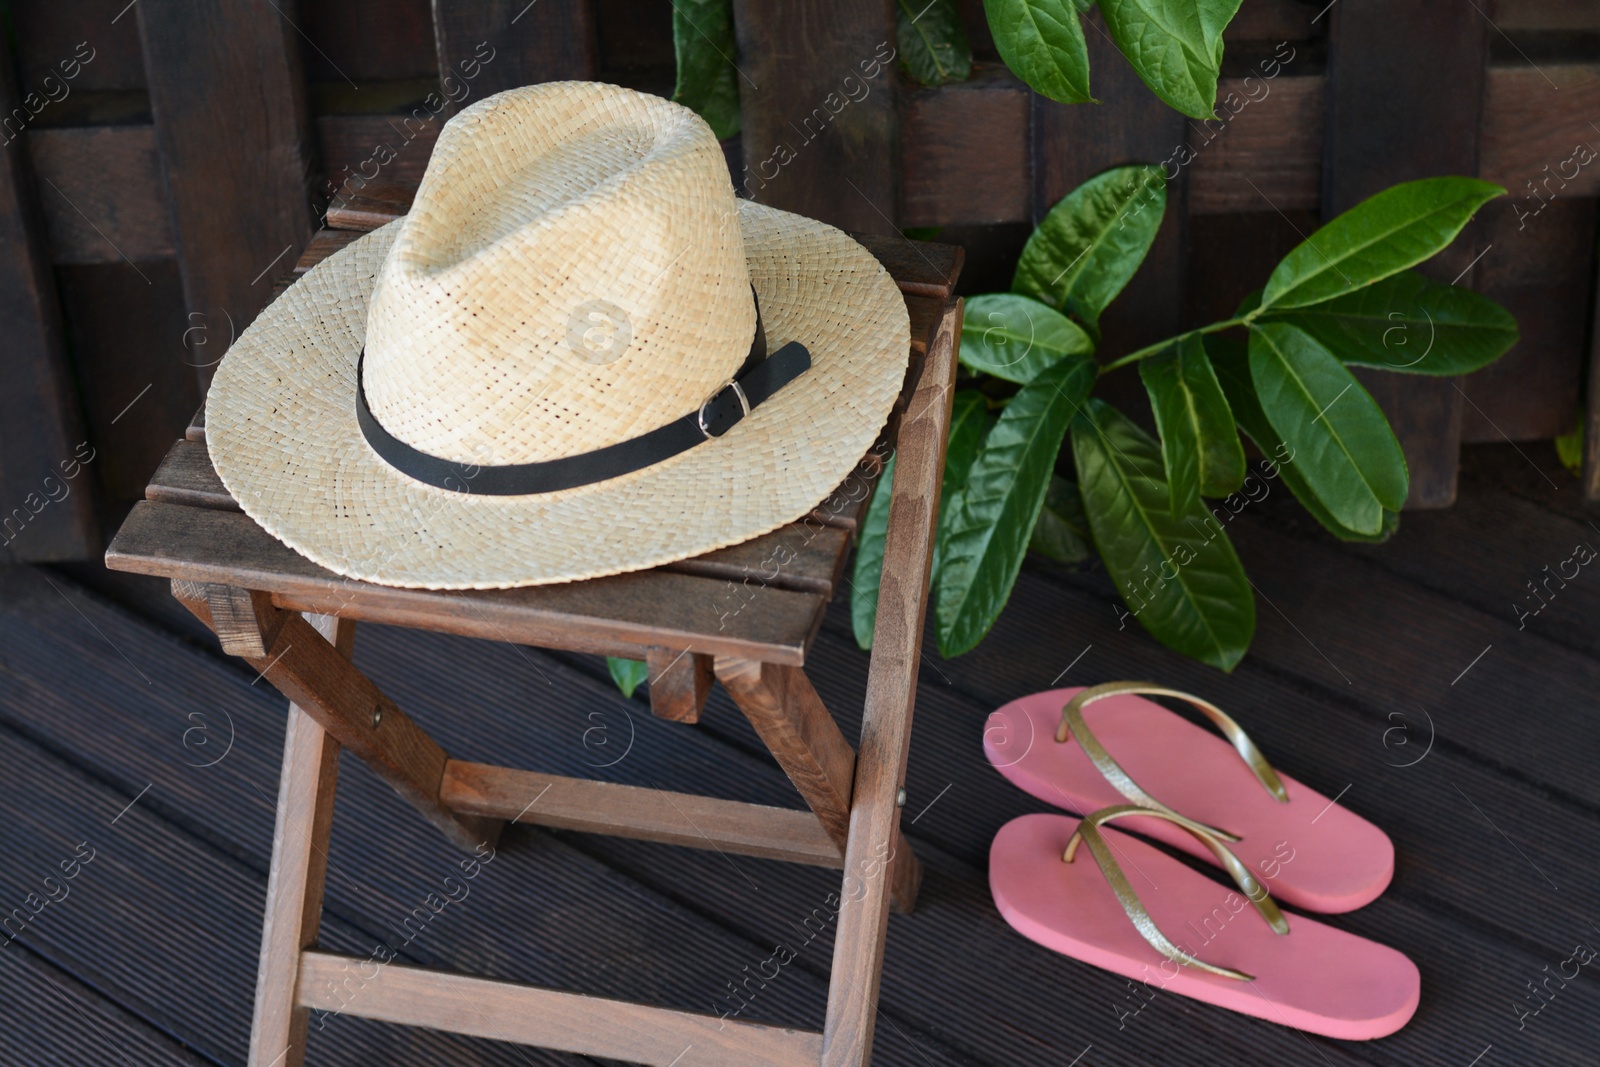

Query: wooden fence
<box><xmin>2</xmin><ymin>0</ymin><xmax>1596</xmax><ymax>562</ymax></box>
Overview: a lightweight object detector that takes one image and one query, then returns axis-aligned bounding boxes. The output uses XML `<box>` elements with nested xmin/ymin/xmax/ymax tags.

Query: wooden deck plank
<box><xmin>0</xmin><ymin>567</ymin><xmax>978</xmax><ymax>1066</ymax></box>
<box><xmin>843</xmin><ymin>545</ymin><xmax>1600</xmax><ymax>957</ymax></box>
<box><xmin>106</xmin><ymin>500</ymin><xmax>828</xmax><ymax>665</ymax></box>
<box><xmin>23</xmin><ymin>433</ymin><xmax>1600</xmax><ymax>1067</ymax></box>
<box><xmin>9</xmin><ymin>559</ymin><xmax>1600</xmax><ymax>1062</ymax></box>
<box><xmin>1227</xmin><ymin>516</ymin><xmax>1600</xmax><ymax>811</ymax></box>
<box><xmin>349</xmin><ymin>582</ymin><xmax>1600</xmax><ymax>1065</ymax></box>
<box><xmin>1457</xmin><ymin>442</ymin><xmax>1586</xmax><ymax>523</ymax></box>
<box><xmin>0</xmin><ymin>949</ymin><xmax>213</xmax><ymax>1067</ymax></box>
<box><xmin>0</xmin><ymin>716</ymin><xmax>577</xmax><ymax>1065</ymax></box>
<box><xmin>0</xmin><ymin>568</ymin><xmax>1289</xmax><ymax>1067</ymax></box>
<box><xmin>1263</xmin><ymin>467</ymin><xmax>1600</xmax><ymax>663</ymax></box>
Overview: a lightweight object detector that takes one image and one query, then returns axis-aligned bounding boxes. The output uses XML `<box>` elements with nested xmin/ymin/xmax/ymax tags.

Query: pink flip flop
<box><xmin>984</xmin><ymin>683</ymin><xmax>1393</xmax><ymax>913</ymax></box>
<box><xmin>991</xmin><ymin>811</ymin><xmax>1420</xmax><ymax>1039</ymax></box>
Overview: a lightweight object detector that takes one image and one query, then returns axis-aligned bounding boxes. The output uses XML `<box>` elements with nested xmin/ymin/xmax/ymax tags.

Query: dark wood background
<box><xmin>2</xmin><ymin>0</ymin><xmax>1596</xmax><ymax>564</ymax></box>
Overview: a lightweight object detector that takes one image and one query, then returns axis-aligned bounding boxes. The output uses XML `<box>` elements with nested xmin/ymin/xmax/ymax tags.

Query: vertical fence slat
<box><xmin>1323</xmin><ymin>1</ymin><xmax>1489</xmax><ymax>508</ymax></box>
<box><xmin>1584</xmin><ymin>227</ymin><xmax>1600</xmax><ymax>501</ymax></box>
<box><xmin>1032</xmin><ymin>11</ymin><xmax>1188</xmax><ymax>371</ymax></box>
<box><xmin>0</xmin><ymin>41</ymin><xmax>99</xmax><ymax>562</ymax></box>
<box><xmin>732</xmin><ymin>0</ymin><xmax>898</xmax><ymax>234</ymax></box>
<box><xmin>136</xmin><ymin>0</ymin><xmax>316</xmax><ymax>391</ymax></box>
<box><xmin>1462</xmin><ymin>199</ymin><xmax>1589</xmax><ymax>443</ymax></box>
<box><xmin>56</xmin><ymin>263</ymin><xmax>197</xmax><ymax>505</ymax></box>
<box><xmin>431</xmin><ymin>0</ymin><xmax>599</xmax><ymax>114</ymax></box>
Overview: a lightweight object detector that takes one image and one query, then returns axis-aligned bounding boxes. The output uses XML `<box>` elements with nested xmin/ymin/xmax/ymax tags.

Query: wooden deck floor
<box><xmin>1</xmin><ymin>442</ymin><xmax>1597</xmax><ymax>1066</ymax></box>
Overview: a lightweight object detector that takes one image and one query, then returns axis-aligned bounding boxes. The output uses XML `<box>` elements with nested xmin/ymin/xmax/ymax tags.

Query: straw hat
<box><xmin>206</xmin><ymin>82</ymin><xmax>909</xmax><ymax>589</ymax></box>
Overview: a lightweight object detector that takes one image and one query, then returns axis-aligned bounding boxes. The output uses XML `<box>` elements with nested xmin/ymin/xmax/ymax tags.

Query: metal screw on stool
<box><xmin>896</xmin><ymin>787</ymin><xmax>907</xmax><ymax>808</ymax></box>
<box><xmin>372</xmin><ymin>705</ymin><xmax>383</xmax><ymax>728</ymax></box>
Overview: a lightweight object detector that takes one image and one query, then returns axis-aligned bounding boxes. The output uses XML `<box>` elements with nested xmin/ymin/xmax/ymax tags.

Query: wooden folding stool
<box><xmin>105</xmin><ymin>182</ymin><xmax>962</xmax><ymax>1067</ymax></box>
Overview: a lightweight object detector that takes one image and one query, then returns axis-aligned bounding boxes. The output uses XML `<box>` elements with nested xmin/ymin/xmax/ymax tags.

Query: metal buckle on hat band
<box><xmin>697</xmin><ymin>379</ymin><xmax>751</xmax><ymax>439</ymax></box>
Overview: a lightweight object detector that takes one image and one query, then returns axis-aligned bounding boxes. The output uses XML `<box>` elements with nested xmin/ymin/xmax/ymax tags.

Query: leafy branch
<box><xmin>980</xmin><ymin>0</ymin><xmax>1241</xmax><ymax>119</ymax></box>
<box><xmin>853</xmin><ymin>170</ymin><xmax>1517</xmax><ymax>670</ymax></box>
<box><xmin>636</xmin><ymin>3</ymin><xmax>1520</xmax><ymax>691</ymax></box>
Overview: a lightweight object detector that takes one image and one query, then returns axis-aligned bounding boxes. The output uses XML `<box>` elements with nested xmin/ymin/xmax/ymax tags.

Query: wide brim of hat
<box><xmin>205</xmin><ymin>200</ymin><xmax>910</xmax><ymax>590</ymax></box>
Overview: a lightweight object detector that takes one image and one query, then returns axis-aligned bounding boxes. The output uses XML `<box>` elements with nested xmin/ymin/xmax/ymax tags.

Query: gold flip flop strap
<box><xmin>1055</xmin><ymin>683</ymin><xmax>1289</xmax><ymax>834</ymax></box>
<box><xmin>1065</xmin><ymin>805</ymin><xmax>1290</xmax><ymax>982</ymax></box>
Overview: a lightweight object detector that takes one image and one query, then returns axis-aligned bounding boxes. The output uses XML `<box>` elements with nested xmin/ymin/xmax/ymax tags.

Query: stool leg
<box><xmin>714</xmin><ymin>657</ymin><xmax>857</xmax><ymax>851</ymax></box>
<box><xmin>249</xmin><ymin>615</ymin><xmax>351</xmax><ymax>1067</ymax></box>
<box><xmin>823</xmin><ymin>300</ymin><xmax>960</xmax><ymax>1066</ymax></box>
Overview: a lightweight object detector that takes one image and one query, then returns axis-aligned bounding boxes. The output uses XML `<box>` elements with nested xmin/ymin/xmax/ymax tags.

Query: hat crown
<box><xmin>362</xmin><ymin>82</ymin><xmax>754</xmax><ymax>466</ymax></box>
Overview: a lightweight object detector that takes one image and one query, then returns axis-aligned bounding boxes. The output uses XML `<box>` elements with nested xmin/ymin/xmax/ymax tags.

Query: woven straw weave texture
<box><xmin>206</xmin><ymin>199</ymin><xmax>909</xmax><ymax>588</ymax></box>
<box><xmin>365</xmin><ymin>83</ymin><xmax>758</xmax><ymax>464</ymax></box>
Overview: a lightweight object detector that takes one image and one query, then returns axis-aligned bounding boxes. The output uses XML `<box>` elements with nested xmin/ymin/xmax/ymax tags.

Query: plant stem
<box><xmin>1097</xmin><ymin>316</ymin><xmax>1249</xmax><ymax>375</ymax></box>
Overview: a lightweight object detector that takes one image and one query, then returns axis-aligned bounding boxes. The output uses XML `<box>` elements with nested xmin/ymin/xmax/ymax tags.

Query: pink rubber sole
<box><xmin>991</xmin><ymin>814</ymin><xmax>1420</xmax><ymax>1039</ymax></box>
<box><xmin>985</xmin><ymin>687</ymin><xmax>1394</xmax><ymax>913</ymax></box>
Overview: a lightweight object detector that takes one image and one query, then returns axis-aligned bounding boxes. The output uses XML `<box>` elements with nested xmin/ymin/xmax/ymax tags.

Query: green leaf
<box><xmin>897</xmin><ymin>0</ymin><xmax>973</xmax><ymax>86</ymax></box>
<box><xmin>1263</xmin><ymin>270</ymin><xmax>1518</xmax><ymax>376</ymax></box>
<box><xmin>1207</xmin><ymin>335</ymin><xmax>1399</xmax><ymax>542</ymax></box>
<box><xmin>851</xmin><ymin>456</ymin><xmax>895</xmax><ymax>649</ymax></box>
<box><xmin>932</xmin><ymin>390</ymin><xmax>994</xmax><ymax>574</ymax></box>
<box><xmin>983</xmin><ymin>0</ymin><xmax>1094</xmax><ymax>106</ymax></box>
<box><xmin>671</xmin><ymin>0</ymin><xmax>741</xmax><ymax>140</ymax></box>
<box><xmin>941</xmin><ymin>390</ymin><xmax>993</xmax><ymax>506</ymax></box>
<box><xmin>960</xmin><ymin>294</ymin><xmax>1095</xmax><ymax>384</ymax></box>
<box><xmin>1260</xmin><ymin>177</ymin><xmax>1504</xmax><ymax>311</ymax></box>
<box><xmin>606</xmin><ymin>656</ymin><xmax>649</xmax><ymax>699</ymax></box>
<box><xmin>1248</xmin><ymin>321</ymin><xmax>1407</xmax><ymax>533</ymax></box>
<box><xmin>1013</xmin><ymin>165</ymin><xmax>1166</xmax><ymax>340</ymax></box>
<box><xmin>1099</xmin><ymin>0</ymin><xmax>1243</xmax><ymax>119</ymax></box>
<box><xmin>856</xmin><ymin>391</ymin><xmax>987</xmax><ymax>649</ymax></box>
<box><xmin>1139</xmin><ymin>333</ymin><xmax>1246</xmax><ymax>512</ymax></box>
<box><xmin>1030</xmin><ymin>474</ymin><xmax>1093</xmax><ymax>562</ymax></box>
<box><xmin>1072</xmin><ymin>399</ymin><xmax>1254</xmax><ymax>670</ymax></box>
<box><xmin>1555</xmin><ymin>418</ymin><xmax>1584</xmax><ymax>478</ymax></box>
<box><xmin>936</xmin><ymin>354</ymin><xmax>1097</xmax><ymax>656</ymax></box>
